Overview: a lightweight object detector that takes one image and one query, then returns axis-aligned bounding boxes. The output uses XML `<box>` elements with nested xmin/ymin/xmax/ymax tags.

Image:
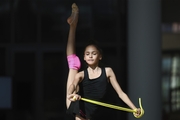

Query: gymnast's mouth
<box><xmin>87</xmin><ymin>59</ymin><xmax>94</xmax><ymax>61</ymax></box>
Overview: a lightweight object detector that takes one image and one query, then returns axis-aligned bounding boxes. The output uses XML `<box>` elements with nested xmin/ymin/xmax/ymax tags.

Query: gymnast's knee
<box><xmin>67</xmin><ymin>54</ymin><xmax>81</xmax><ymax>70</ymax></box>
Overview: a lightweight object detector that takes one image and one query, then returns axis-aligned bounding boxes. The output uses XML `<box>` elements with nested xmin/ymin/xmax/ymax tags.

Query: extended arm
<box><xmin>106</xmin><ymin>67</ymin><xmax>138</xmax><ymax>110</ymax></box>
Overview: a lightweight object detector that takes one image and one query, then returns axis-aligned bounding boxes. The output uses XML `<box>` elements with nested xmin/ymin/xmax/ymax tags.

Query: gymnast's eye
<box><xmin>85</xmin><ymin>53</ymin><xmax>89</xmax><ymax>55</ymax></box>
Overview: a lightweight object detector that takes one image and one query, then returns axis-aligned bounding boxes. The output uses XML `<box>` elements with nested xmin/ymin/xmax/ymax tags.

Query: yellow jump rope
<box><xmin>74</xmin><ymin>97</ymin><xmax>144</xmax><ymax>118</ymax></box>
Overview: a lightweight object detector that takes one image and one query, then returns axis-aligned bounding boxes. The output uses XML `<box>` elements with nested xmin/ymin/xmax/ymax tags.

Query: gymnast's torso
<box><xmin>67</xmin><ymin>67</ymin><xmax>109</xmax><ymax>119</ymax></box>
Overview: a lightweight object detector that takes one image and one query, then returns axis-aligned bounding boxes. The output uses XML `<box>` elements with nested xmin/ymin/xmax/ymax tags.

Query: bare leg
<box><xmin>66</xmin><ymin>3</ymin><xmax>79</xmax><ymax>55</ymax></box>
<box><xmin>66</xmin><ymin>3</ymin><xmax>79</xmax><ymax>108</ymax></box>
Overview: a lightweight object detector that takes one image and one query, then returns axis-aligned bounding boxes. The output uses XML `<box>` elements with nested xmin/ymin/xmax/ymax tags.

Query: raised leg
<box><xmin>66</xmin><ymin>3</ymin><xmax>79</xmax><ymax>108</ymax></box>
<box><xmin>66</xmin><ymin>3</ymin><xmax>79</xmax><ymax>56</ymax></box>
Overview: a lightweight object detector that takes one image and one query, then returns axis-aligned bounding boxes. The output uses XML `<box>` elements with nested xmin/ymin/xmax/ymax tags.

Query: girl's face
<box><xmin>84</xmin><ymin>45</ymin><xmax>102</xmax><ymax>66</ymax></box>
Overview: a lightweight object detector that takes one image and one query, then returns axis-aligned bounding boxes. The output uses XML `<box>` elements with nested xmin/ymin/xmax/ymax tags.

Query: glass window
<box><xmin>162</xmin><ymin>53</ymin><xmax>180</xmax><ymax>113</ymax></box>
<box><xmin>43</xmin><ymin>52</ymin><xmax>67</xmax><ymax>113</ymax></box>
<box><xmin>13</xmin><ymin>52</ymin><xmax>35</xmax><ymax>112</ymax></box>
<box><xmin>0</xmin><ymin>48</ymin><xmax>6</xmax><ymax>76</ymax></box>
<box><xmin>14</xmin><ymin>0</ymin><xmax>37</xmax><ymax>43</ymax></box>
<box><xmin>0</xmin><ymin>1</ymin><xmax>11</xmax><ymax>43</ymax></box>
<box><xmin>40</xmin><ymin>1</ymin><xmax>67</xmax><ymax>43</ymax></box>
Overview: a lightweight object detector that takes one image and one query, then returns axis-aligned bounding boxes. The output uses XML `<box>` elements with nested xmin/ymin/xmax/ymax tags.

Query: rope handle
<box><xmin>73</xmin><ymin>96</ymin><xmax>145</xmax><ymax>118</ymax></box>
<box><xmin>133</xmin><ymin>98</ymin><xmax>144</xmax><ymax>118</ymax></box>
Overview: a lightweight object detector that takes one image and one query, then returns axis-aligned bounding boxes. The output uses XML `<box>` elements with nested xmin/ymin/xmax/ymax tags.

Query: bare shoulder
<box><xmin>105</xmin><ymin>67</ymin><xmax>113</xmax><ymax>72</ymax></box>
<box><xmin>105</xmin><ymin>67</ymin><xmax>114</xmax><ymax>77</ymax></box>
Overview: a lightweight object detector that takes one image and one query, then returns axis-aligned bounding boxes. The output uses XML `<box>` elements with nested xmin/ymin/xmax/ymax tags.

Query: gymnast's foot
<box><xmin>67</xmin><ymin>3</ymin><xmax>79</xmax><ymax>26</ymax></box>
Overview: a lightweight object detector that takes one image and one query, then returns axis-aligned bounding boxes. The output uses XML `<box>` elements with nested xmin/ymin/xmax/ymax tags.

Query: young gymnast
<box><xmin>66</xmin><ymin>3</ymin><xmax>141</xmax><ymax>120</ymax></box>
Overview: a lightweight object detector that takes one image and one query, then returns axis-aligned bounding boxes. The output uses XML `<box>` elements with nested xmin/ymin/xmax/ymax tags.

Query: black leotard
<box><xmin>67</xmin><ymin>67</ymin><xmax>109</xmax><ymax>119</ymax></box>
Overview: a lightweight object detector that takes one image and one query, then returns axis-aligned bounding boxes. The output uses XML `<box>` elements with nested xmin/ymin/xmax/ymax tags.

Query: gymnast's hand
<box><xmin>67</xmin><ymin>94</ymin><xmax>81</xmax><ymax>101</ymax></box>
<box><xmin>133</xmin><ymin>108</ymin><xmax>141</xmax><ymax>117</ymax></box>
